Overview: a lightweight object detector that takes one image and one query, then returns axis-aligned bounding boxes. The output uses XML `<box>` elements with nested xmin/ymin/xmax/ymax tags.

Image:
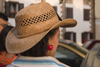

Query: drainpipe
<box><xmin>63</xmin><ymin>0</ymin><xmax>66</xmax><ymax>19</ymax></box>
<box><xmin>60</xmin><ymin>0</ymin><xmax>66</xmax><ymax>39</ymax></box>
<box><xmin>1</xmin><ymin>0</ymin><xmax>5</xmax><ymax>13</ymax></box>
<box><xmin>62</xmin><ymin>0</ymin><xmax>66</xmax><ymax>39</ymax></box>
<box><xmin>91</xmin><ymin>0</ymin><xmax>95</xmax><ymax>39</ymax></box>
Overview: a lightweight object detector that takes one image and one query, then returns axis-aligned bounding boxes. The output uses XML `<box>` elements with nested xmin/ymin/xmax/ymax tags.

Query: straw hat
<box><xmin>6</xmin><ymin>2</ymin><xmax>77</xmax><ymax>54</ymax></box>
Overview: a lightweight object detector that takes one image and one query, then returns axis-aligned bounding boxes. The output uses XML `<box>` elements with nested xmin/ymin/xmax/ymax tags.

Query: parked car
<box><xmin>82</xmin><ymin>39</ymin><xmax>100</xmax><ymax>50</ymax></box>
<box><xmin>55</xmin><ymin>39</ymin><xmax>89</xmax><ymax>67</ymax></box>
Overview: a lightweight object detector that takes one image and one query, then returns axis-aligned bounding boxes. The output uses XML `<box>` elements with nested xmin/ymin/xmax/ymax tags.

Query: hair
<box><xmin>0</xmin><ymin>12</ymin><xmax>8</xmax><ymax>21</ymax></box>
<box><xmin>21</xmin><ymin>27</ymin><xmax>59</xmax><ymax>57</ymax></box>
<box><xmin>0</xmin><ymin>26</ymin><xmax>13</xmax><ymax>53</ymax></box>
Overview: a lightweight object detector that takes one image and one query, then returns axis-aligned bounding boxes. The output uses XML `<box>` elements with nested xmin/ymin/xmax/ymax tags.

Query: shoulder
<box><xmin>47</xmin><ymin>56</ymin><xmax>70</xmax><ymax>67</ymax></box>
<box><xmin>6</xmin><ymin>56</ymin><xmax>70</xmax><ymax>67</ymax></box>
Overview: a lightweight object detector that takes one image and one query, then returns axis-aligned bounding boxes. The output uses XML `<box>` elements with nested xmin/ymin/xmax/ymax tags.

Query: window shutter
<box><xmin>73</xmin><ymin>33</ymin><xmax>76</xmax><ymax>42</ymax></box>
<box><xmin>70</xmin><ymin>8</ymin><xmax>73</xmax><ymax>18</ymax></box>
<box><xmin>67</xmin><ymin>8</ymin><xmax>70</xmax><ymax>18</ymax></box>
<box><xmin>84</xmin><ymin>9</ymin><xmax>90</xmax><ymax>20</ymax></box>
<box><xmin>65</xmin><ymin>8</ymin><xmax>67</xmax><ymax>18</ymax></box>
<box><xmin>90</xmin><ymin>33</ymin><xmax>93</xmax><ymax>39</ymax></box>
<box><xmin>66</xmin><ymin>8</ymin><xmax>73</xmax><ymax>19</ymax></box>
<box><xmin>18</xmin><ymin>3</ymin><xmax>24</xmax><ymax>11</ymax></box>
<box><xmin>5</xmin><ymin>2</ymin><xmax>10</xmax><ymax>17</ymax></box>
<box><xmin>64</xmin><ymin>32</ymin><xmax>67</xmax><ymax>39</ymax></box>
<box><xmin>82</xmin><ymin>33</ymin><xmax>85</xmax><ymax>43</ymax></box>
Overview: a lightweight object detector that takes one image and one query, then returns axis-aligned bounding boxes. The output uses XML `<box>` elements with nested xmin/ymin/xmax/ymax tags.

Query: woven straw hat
<box><xmin>6</xmin><ymin>2</ymin><xmax>77</xmax><ymax>54</ymax></box>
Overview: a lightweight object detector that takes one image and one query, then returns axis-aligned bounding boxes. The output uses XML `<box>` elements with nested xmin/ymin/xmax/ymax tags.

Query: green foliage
<box><xmin>59</xmin><ymin>0</ymin><xmax>63</xmax><ymax>4</ymax></box>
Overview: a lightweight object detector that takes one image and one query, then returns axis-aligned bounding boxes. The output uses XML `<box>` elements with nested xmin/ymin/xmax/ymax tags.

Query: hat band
<box><xmin>17</xmin><ymin>10</ymin><xmax>55</xmax><ymax>27</ymax></box>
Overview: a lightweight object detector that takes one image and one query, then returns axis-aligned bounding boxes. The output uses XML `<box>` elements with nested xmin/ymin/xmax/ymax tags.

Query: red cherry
<box><xmin>48</xmin><ymin>45</ymin><xmax>53</xmax><ymax>50</ymax></box>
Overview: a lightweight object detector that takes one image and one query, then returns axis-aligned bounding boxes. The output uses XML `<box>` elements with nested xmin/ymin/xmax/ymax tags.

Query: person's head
<box><xmin>21</xmin><ymin>11</ymin><xmax>62</xmax><ymax>57</ymax></box>
<box><xmin>0</xmin><ymin>26</ymin><xmax>13</xmax><ymax>53</ymax></box>
<box><xmin>0</xmin><ymin>12</ymin><xmax>8</xmax><ymax>33</ymax></box>
<box><xmin>6</xmin><ymin>2</ymin><xmax>77</xmax><ymax>57</ymax></box>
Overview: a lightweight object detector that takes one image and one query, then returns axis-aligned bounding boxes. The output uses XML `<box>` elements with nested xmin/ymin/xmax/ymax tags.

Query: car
<box><xmin>82</xmin><ymin>39</ymin><xmax>100</xmax><ymax>50</ymax></box>
<box><xmin>55</xmin><ymin>39</ymin><xmax>89</xmax><ymax>67</ymax></box>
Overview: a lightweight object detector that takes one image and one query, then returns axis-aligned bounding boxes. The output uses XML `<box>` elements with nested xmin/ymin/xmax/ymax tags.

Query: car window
<box><xmin>55</xmin><ymin>45</ymin><xmax>83</xmax><ymax>67</ymax></box>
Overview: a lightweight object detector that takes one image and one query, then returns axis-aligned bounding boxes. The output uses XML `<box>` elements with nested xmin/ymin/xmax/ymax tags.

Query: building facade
<box><xmin>0</xmin><ymin>0</ymin><xmax>93</xmax><ymax>46</ymax></box>
<box><xmin>60</xmin><ymin>0</ymin><xmax>92</xmax><ymax>46</ymax></box>
<box><xmin>95</xmin><ymin>0</ymin><xmax>100</xmax><ymax>39</ymax></box>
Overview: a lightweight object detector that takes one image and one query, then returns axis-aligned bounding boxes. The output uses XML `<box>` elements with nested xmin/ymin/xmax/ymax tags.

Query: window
<box><xmin>65</xmin><ymin>8</ymin><xmax>73</xmax><ymax>19</ymax></box>
<box><xmin>64</xmin><ymin>32</ymin><xmax>76</xmax><ymax>42</ymax></box>
<box><xmin>55</xmin><ymin>45</ymin><xmax>83</xmax><ymax>67</ymax></box>
<box><xmin>66</xmin><ymin>0</ymin><xmax>73</xmax><ymax>3</ymax></box>
<box><xmin>5</xmin><ymin>1</ymin><xmax>24</xmax><ymax>18</ymax></box>
<box><xmin>84</xmin><ymin>0</ymin><xmax>90</xmax><ymax>5</ymax></box>
<box><xmin>82</xmin><ymin>32</ymin><xmax>93</xmax><ymax>43</ymax></box>
<box><xmin>84</xmin><ymin>9</ymin><xmax>90</xmax><ymax>21</ymax></box>
<box><xmin>53</xmin><ymin>6</ymin><xmax>57</xmax><ymax>13</ymax></box>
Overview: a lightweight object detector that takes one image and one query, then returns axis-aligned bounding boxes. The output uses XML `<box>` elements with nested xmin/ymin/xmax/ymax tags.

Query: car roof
<box><xmin>83</xmin><ymin>39</ymin><xmax>100</xmax><ymax>50</ymax></box>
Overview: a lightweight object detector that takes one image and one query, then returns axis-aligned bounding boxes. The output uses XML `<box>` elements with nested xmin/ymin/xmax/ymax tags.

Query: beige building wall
<box><xmin>96</xmin><ymin>23</ymin><xmax>100</xmax><ymax>39</ymax></box>
<box><xmin>0</xmin><ymin>0</ymin><xmax>5</xmax><ymax>13</ymax></box>
<box><xmin>95</xmin><ymin>0</ymin><xmax>100</xmax><ymax>39</ymax></box>
<box><xmin>0</xmin><ymin>0</ymin><xmax>1</xmax><ymax>12</ymax></box>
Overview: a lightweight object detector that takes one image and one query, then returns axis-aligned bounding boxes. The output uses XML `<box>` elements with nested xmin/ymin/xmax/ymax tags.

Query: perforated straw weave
<box><xmin>18</xmin><ymin>10</ymin><xmax>55</xmax><ymax>27</ymax></box>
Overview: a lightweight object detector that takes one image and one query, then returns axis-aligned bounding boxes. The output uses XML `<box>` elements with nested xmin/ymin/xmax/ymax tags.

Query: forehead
<box><xmin>0</xmin><ymin>18</ymin><xmax>7</xmax><ymax>24</ymax></box>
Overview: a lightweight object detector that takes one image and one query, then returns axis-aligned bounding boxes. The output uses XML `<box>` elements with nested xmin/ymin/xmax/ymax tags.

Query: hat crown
<box><xmin>15</xmin><ymin>2</ymin><xmax>59</xmax><ymax>38</ymax></box>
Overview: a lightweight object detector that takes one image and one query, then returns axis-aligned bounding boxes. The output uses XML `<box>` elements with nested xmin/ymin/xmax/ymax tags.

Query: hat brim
<box><xmin>6</xmin><ymin>19</ymin><xmax>77</xmax><ymax>54</ymax></box>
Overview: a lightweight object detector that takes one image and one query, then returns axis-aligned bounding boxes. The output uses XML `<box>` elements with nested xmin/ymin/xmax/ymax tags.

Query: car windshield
<box><xmin>55</xmin><ymin>45</ymin><xmax>85</xmax><ymax>67</ymax></box>
<box><xmin>55</xmin><ymin>40</ymin><xmax>89</xmax><ymax>67</ymax></box>
<box><xmin>55</xmin><ymin>45</ymin><xmax>81</xmax><ymax>59</ymax></box>
<box><xmin>55</xmin><ymin>52</ymin><xmax>67</xmax><ymax>58</ymax></box>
